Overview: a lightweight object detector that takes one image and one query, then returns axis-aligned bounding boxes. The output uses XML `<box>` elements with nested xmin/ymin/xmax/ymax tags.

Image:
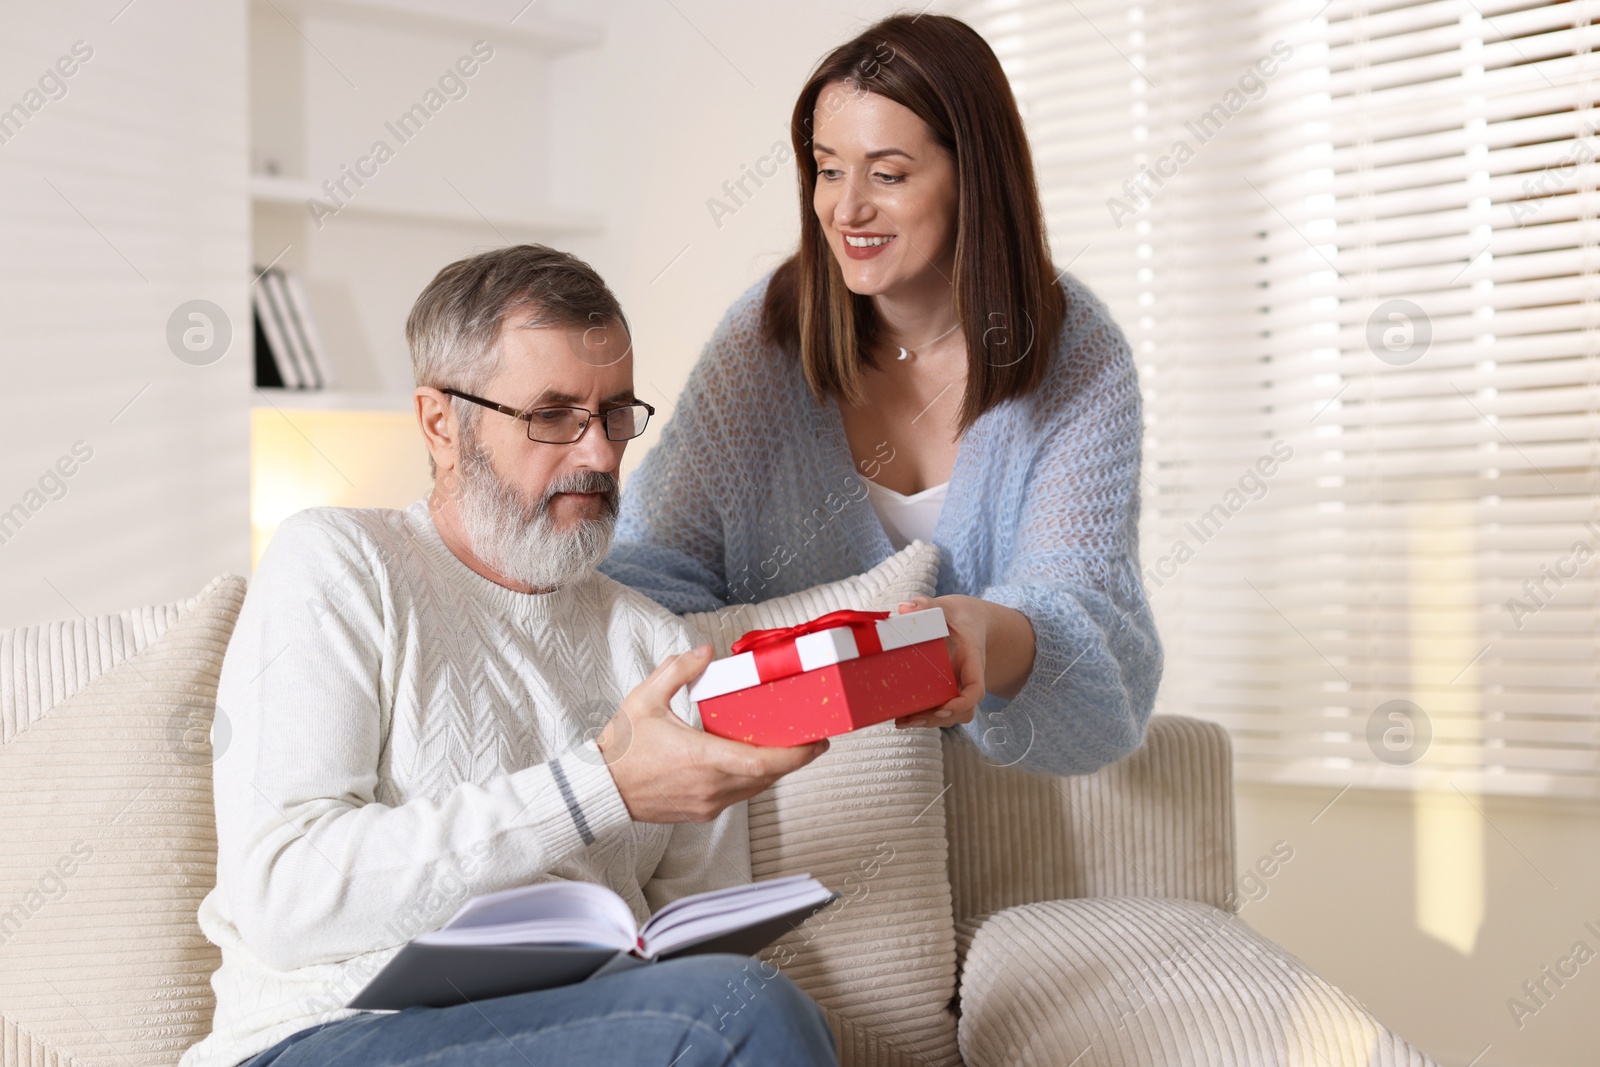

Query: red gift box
<box><xmin>688</xmin><ymin>607</ymin><xmax>960</xmax><ymax>746</ymax></box>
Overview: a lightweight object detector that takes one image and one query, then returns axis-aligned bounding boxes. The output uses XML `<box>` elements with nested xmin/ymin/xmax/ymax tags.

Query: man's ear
<box><xmin>415</xmin><ymin>387</ymin><xmax>458</xmax><ymax>474</ymax></box>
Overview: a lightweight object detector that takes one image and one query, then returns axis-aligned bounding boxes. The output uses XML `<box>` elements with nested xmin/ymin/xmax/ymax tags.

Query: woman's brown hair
<box><xmin>761</xmin><ymin>14</ymin><xmax>1066</xmax><ymax>433</ymax></box>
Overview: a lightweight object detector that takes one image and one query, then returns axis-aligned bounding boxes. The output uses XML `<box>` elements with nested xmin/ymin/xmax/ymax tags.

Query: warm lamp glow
<box><xmin>250</xmin><ymin>406</ymin><xmax>435</xmax><ymax>568</ymax></box>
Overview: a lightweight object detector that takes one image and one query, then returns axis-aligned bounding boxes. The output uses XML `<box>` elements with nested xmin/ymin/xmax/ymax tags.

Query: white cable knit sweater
<box><xmin>181</xmin><ymin>497</ymin><xmax>751</xmax><ymax>1067</ymax></box>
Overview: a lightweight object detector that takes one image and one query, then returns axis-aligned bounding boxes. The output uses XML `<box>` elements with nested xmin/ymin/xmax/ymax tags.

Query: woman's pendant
<box><xmin>896</xmin><ymin>347</ymin><xmax>910</xmax><ymax>361</ymax></box>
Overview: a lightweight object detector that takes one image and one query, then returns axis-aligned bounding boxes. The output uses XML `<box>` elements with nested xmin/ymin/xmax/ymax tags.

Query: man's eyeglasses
<box><xmin>440</xmin><ymin>388</ymin><xmax>655</xmax><ymax>444</ymax></box>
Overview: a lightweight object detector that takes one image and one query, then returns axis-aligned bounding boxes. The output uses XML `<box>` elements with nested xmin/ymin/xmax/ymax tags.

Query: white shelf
<box><xmin>248</xmin><ymin>0</ymin><xmax>605</xmax><ymax>402</ymax></box>
<box><xmin>253</xmin><ymin>387</ymin><xmax>418</xmax><ymax>413</ymax></box>
<box><xmin>261</xmin><ymin>0</ymin><xmax>604</xmax><ymax>53</ymax></box>
<box><xmin>251</xmin><ymin>174</ymin><xmax>603</xmax><ymax>236</ymax></box>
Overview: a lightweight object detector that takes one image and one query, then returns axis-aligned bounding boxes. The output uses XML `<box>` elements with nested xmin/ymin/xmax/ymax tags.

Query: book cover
<box><xmin>263</xmin><ymin>269</ymin><xmax>319</xmax><ymax>389</ymax></box>
<box><xmin>251</xmin><ymin>274</ymin><xmax>301</xmax><ymax>389</ymax></box>
<box><xmin>281</xmin><ymin>268</ymin><xmax>336</xmax><ymax>388</ymax></box>
<box><xmin>348</xmin><ymin>875</ymin><xmax>838</xmax><ymax>1011</ymax></box>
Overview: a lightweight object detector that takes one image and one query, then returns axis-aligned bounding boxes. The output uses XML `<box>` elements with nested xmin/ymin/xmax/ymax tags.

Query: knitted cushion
<box><xmin>681</xmin><ymin>540</ymin><xmax>961</xmax><ymax>1067</ymax></box>
<box><xmin>955</xmin><ymin>897</ymin><xmax>1439</xmax><ymax>1067</ymax></box>
<box><xmin>0</xmin><ymin>574</ymin><xmax>246</xmax><ymax>1067</ymax></box>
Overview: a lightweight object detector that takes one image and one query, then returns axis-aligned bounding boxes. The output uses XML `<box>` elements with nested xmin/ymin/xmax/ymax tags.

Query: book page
<box><xmin>644</xmin><ymin>873</ymin><xmax>817</xmax><ymax>929</ymax></box>
<box><xmin>640</xmin><ymin>875</ymin><xmax>833</xmax><ymax>958</ymax></box>
<box><xmin>416</xmin><ymin>879</ymin><xmax>637</xmax><ymax>951</ymax></box>
<box><xmin>417</xmin><ymin>918</ymin><xmax>634</xmax><ymax>951</ymax></box>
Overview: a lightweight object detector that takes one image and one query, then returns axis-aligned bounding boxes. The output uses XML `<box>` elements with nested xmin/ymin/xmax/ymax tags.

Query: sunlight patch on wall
<box><xmin>1409</xmin><ymin>501</ymin><xmax>1485</xmax><ymax>956</ymax></box>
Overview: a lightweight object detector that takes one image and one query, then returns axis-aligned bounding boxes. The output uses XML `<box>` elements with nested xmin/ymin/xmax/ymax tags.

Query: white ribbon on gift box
<box><xmin>687</xmin><ymin>607</ymin><xmax>950</xmax><ymax>703</ymax></box>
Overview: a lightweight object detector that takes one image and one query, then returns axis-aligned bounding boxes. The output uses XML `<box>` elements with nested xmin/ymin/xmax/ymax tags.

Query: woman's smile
<box><xmin>840</xmin><ymin>230</ymin><xmax>897</xmax><ymax>259</ymax></box>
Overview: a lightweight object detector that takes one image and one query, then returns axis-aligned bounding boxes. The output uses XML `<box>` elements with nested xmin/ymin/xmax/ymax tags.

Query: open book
<box><xmin>347</xmin><ymin>874</ymin><xmax>839</xmax><ymax>1010</ymax></box>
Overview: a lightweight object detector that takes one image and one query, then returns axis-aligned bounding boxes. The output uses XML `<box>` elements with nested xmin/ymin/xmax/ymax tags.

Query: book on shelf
<box><xmin>252</xmin><ymin>266</ymin><xmax>336</xmax><ymax>389</ymax></box>
<box><xmin>347</xmin><ymin>872</ymin><xmax>839</xmax><ymax>1011</ymax></box>
<box><xmin>282</xmin><ymin>269</ymin><xmax>337</xmax><ymax>388</ymax></box>
<box><xmin>251</xmin><ymin>272</ymin><xmax>298</xmax><ymax>388</ymax></box>
<box><xmin>264</xmin><ymin>270</ymin><xmax>318</xmax><ymax>387</ymax></box>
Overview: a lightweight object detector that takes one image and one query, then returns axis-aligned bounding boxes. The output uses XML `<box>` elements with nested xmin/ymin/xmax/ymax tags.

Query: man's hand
<box><xmin>596</xmin><ymin>644</ymin><xmax>830</xmax><ymax>823</ymax></box>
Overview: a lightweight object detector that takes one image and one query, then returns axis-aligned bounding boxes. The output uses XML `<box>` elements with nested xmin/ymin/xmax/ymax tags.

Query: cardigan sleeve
<box><xmin>602</xmin><ymin>295</ymin><xmax>758</xmax><ymax>613</ymax></box>
<box><xmin>961</xmin><ymin>291</ymin><xmax>1163</xmax><ymax>778</ymax></box>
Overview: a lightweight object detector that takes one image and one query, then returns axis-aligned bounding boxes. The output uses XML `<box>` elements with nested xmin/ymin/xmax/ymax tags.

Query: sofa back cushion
<box><xmin>0</xmin><ymin>574</ymin><xmax>245</xmax><ymax>1067</ymax></box>
<box><xmin>681</xmin><ymin>541</ymin><xmax>961</xmax><ymax>1067</ymax></box>
<box><xmin>943</xmin><ymin>715</ymin><xmax>1237</xmax><ymax>923</ymax></box>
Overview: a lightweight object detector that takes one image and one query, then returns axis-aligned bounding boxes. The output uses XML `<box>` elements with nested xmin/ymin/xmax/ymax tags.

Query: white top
<box><xmin>864</xmin><ymin>477</ymin><xmax>950</xmax><ymax>550</ymax></box>
<box><xmin>182</xmin><ymin>497</ymin><xmax>748</xmax><ymax>1067</ymax></box>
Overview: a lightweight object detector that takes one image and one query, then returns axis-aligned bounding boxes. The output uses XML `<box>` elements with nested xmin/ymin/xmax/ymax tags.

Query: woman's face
<box><xmin>810</xmin><ymin>81</ymin><xmax>958</xmax><ymax>300</ymax></box>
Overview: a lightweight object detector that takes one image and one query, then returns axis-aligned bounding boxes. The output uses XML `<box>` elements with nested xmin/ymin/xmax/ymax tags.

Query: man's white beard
<box><xmin>455</xmin><ymin>434</ymin><xmax>618</xmax><ymax>592</ymax></box>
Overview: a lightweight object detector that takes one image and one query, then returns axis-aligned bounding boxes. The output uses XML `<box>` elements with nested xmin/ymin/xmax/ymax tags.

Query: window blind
<box><xmin>958</xmin><ymin>0</ymin><xmax>1600</xmax><ymax>798</ymax></box>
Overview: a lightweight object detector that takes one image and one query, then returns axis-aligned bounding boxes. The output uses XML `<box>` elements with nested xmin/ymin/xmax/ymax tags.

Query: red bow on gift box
<box><xmin>730</xmin><ymin>609</ymin><xmax>891</xmax><ymax>684</ymax></box>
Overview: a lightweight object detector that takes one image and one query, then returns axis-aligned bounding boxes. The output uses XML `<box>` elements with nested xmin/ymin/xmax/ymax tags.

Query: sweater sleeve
<box><xmin>601</xmin><ymin>291</ymin><xmax>761</xmax><ymax>613</ymax></box>
<box><xmin>214</xmin><ymin>511</ymin><xmax>635</xmax><ymax>973</ymax></box>
<box><xmin>962</xmin><ymin>295</ymin><xmax>1164</xmax><ymax>778</ymax></box>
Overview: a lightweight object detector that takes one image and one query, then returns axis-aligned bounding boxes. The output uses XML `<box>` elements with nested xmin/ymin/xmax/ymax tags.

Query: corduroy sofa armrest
<box><xmin>942</xmin><ymin>716</ymin><xmax>1237</xmax><ymax>924</ymax></box>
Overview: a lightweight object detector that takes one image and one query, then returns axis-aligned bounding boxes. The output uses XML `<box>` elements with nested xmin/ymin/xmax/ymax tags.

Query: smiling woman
<box><xmin>765</xmin><ymin>20</ymin><xmax>1066</xmax><ymax>432</ymax></box>
<box><xmin>602</xmin><ymin>14</ymin><xmax>1161</xmax><ymax>780</ymax></box>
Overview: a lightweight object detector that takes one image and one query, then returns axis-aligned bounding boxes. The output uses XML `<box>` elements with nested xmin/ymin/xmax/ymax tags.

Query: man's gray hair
<box><xmin>409</xmin><ymin>241</ymin><xmax>627</xmax><ymax>396</ymax></box>
<box><xmin>406</xmin><ymin>244</ymin><xmax>629</xmax><ymax>476</ymax></box>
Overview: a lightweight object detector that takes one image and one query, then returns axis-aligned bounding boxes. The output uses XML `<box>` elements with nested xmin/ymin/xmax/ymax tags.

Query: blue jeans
<box><xmin>239</xmin><ymin>953</ymin><xmax>837</xmax><ymax>1067</ymax></box>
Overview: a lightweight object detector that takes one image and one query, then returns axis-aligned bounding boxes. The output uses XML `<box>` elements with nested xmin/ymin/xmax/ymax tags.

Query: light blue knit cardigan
<box><xmin>600</xmin><ymin>269</ymin><xmax>1162</xmax><ymax>777</ymax></box>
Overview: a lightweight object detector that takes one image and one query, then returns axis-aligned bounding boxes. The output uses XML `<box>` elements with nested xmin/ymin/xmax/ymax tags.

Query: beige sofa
<box><xmin>0</xmin><ymin>540</ymin><xmax>1437</xmax><ymax>1066</ymax></box>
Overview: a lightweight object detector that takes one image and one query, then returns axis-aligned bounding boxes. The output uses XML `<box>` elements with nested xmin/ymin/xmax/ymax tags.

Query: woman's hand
<box><xmin>892</xmin><ymin>594</ymin><xmax>987</xmax><ymax>729</ymax></box>
<box><xmin>892</xmin><ymin>594</ymin><xmax>1037</xmax><ymax>730</ymax></box>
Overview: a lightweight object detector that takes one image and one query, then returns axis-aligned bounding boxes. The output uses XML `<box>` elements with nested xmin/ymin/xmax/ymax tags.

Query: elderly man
<box><xmin>183</xmin><ymin>245</ymin><xmax>837</xmax><ymax>1067</ymax></box>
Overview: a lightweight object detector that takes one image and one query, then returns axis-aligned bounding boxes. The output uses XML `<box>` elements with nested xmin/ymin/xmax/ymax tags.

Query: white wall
<box><xmin>0</xmin><ymin>0</ymin><xmax>250</xmax><ymax>630</ymax></box>
<box><xmin>1238</xmin><ymin>783</ymin><xmax>1600</xmax><ymax>1067</ymax></box>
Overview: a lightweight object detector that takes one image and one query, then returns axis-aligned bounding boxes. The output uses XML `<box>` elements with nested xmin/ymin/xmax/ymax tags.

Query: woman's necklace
<box><xmin>894</xmin><ymin>320</ymin><xmax>961</xmax><ymax>361</ymax></box>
